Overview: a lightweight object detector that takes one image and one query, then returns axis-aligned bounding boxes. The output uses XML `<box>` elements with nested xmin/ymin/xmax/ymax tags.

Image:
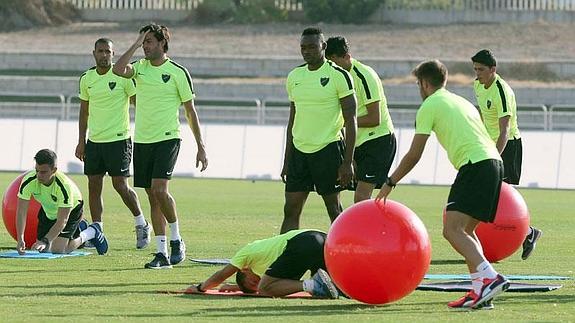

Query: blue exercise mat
<box><xmin>0</xmin><ymin>250</ymin><xmax>91</xmax><ymax>259</ymax></box>
<box><xmin>424</xmin><ymin>274</ymin><xmax>570</xmax><ymax>281</ymax></box>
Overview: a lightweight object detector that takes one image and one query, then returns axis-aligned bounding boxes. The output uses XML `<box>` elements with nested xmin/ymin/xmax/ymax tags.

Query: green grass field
<box><xmin>0</xmin><ymin>172</ymin><xmax>573</xmax><ymax>322</ymax></box>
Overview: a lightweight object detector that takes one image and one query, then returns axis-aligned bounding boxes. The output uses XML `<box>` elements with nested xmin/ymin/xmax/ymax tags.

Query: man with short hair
<box><xmin>16</xmin><ymin>149</ymin><xmax>108</xmax><ymax>255</ymax></box>
<box><xmin>280</xmin><ymin>27</ymin><xmax>357</xmax><ymax>233</ymax></box>
<box><xmin>325</xmin><ymin>36</ymin><xmax>396</xmax><ymax>202</ymax></box>
<box><xmin>471</xmin><ymin>49</ymin><xmax>541</xmax><ymax>260</ymax></box>
<box><xmin>113</xmin><ymin>23</ymin><xmax>208</xmax><ymax>269</ymax></box>
<box><xmin>76</xmin><ymin>37</ymin><xmax>151</xmax><ymax>250</ymax></box>
<box><xmin>377</xmin><ymin>60</ymin><xmax>509</xmax><ymax>309</ymax></box>
<box><xmin>186</xmin><ymin>229</ymin><xmax>339</xmax><ymax>299</ymax></box>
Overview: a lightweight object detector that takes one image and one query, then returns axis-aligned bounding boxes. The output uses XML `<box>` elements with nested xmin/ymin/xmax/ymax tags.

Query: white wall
<box><xmin>1</xmin><ymin>119</ymin><xmax>573</xmax><ymax>189</ymax></box>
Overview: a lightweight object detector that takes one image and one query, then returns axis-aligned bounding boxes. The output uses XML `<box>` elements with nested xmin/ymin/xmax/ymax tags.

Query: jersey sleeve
<box><xmin>494</xmin><ymin>82</ymin><xmax>512</xmax><ymax>119</ymax></box>
<box><xmin>130</xmin><ymin>60</ymin><xmax>140</xmax><ymax>79</ymax></box>
<box><xmin>415</xmin><ymin>103</ymin><xmax>434</xmax><ymax>135</ymax></box>
<box><xmin>175</xmin><ymin>68</ymin><xmax>195</xmax><ymax>103</ymax></box>
<box><xmin>333</xmin><ymin>68</ymin><xmax>355</xmax><ymax>99</ymax></box>
<box><xmin>229</xmin><ymin>244</ymin><xmax>250</xmax><ymax>270</ymax></box>
<box><xmin>79</xmin><ymin>72</ymin><xmax>89</xmax><ymax>101</ymax></box>
<box><xmin>359</xmin><ymin>68</ymin><xmax>382</xmax><ymax>106</ymax></box>
<box><xmin>16</xmin><ymin>173</ymin><xmax>35</xmax><ymax>201</ymax></box>
<box><xmin>125</xmin><ymin>78</ymin><xmax>136</xmax><ymax>97</ymax></box>
<box><xmin>286</xmin><ymin>71</ymin><xmax>294</xmax><ymax>102</ymax></box>
<box><xmin>56</xmin><ymin>178</ymin><xmax>75</xmax><ymax>209</ymax></box>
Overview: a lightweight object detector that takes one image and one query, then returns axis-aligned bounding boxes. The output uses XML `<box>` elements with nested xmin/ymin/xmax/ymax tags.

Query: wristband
<box><xmin>196</xmin><ymin>283</ymin><xmax>205</xmax><ymax>292</ymax></box>
<box><xmin>385</xmin><ymin>177</ymin><xmax>396</xmax><ymax>188</ymax></box>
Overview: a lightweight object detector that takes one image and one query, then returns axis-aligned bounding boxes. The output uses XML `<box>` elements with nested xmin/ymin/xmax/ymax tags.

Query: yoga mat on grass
<box><xmin>159</xmin><ymin>289</ymin><xmax>314</xmax><ymax>299</ymax></box>
<box><xmin>416</xmin><ymin>281</ymin><xmax>562</xmax><ymax>292</ymax></box>
<box><xmin>424</xmin><ymin>274</ymin><xmax>570</xmax><ymax>281</ymax></box>
<box><xmin>0</xmin><ymin>250</ymin><xmax>91</xmax><ymax>259</ymax></box>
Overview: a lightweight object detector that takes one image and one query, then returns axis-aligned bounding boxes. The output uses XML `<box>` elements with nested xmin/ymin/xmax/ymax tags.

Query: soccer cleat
<box><xmin>476</xmin><ymin>299</ymin><xmax>494</xmax><ymax>310</ymax></box>
<box><xmin>135</xmin><ymin>223</ymin><xmax>151</xmax><ymax>249</ymax></box>
<box><xmin>310</xmin><ymin>269</ymin><xmax>339</xmax><ymax>299</ymax></box>
<box><xmin>521</xmin><ymin>227</ymin><xmax>542</xmax><ymax>260</ymax></box>
<box><xmin>447</xmin><ymin>290</ymin><xmax>479</xmax><ymax>309</ymax></box>
<box><xmin>77</xmin><ymin>219</ymin><xmax>94</xmax><ymax>248</ymax></box>
<box><xmin>88</xmin><ymin>223</ymin><xmax>108</xmax><ymax>255</ymax></box>
<box><xmin>472</xmin><ymin>274</ymin><xmax>510</xmax><ymax>309</ymax></box>
<box><xmin>169</xmin><ymin>240</ymin><xmax>186</xmax><ymax>265</ymax></box>
<box><xmin>144</xmin><ymin>253</ymin><xmax>172</xmax><ymax>269</ymax></box>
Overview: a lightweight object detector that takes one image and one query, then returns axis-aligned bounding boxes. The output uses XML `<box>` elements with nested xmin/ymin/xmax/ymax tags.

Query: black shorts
<box><xmin>265</xmin><ymin>231</ymin><xmax>327</xmax><ymax>280</ymax></box>
<box><xmin>285</xmin><ymin>141</ymin><xmax>344</xmax><ymax>195</ymax></box>
<box><xmin>446</xmin><ymin>159</ymin><xmax>503</xmax><ymax>223</ymax></box>
<box><xmin>133</xmin><ymin>138</ymin><xmax>181</xmax><ymax>188</ymax></box>
<box><xmin>84</xmin><ymin>138</ymin><xmax>132</xmax><ymax>177</ymax></box>
<box><xmin>37</xmin><ymin>201</ymin><xmax>83</xmax><ymax>240</ymax></box>
<box><xmin>354</xmin><ymin>133</ymin><xmax>396</xmax><ymax>188</ymax></box>
<box><xmin>501</xmin><ymin>138</ymin><xmax>522</xmax><ymax>185</ymax></box>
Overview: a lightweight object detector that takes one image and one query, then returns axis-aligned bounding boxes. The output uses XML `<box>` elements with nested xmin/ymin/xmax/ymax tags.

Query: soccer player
<box><xmin>325</xmin><ymin>36</ymin><xmax>396</xmax><ymax>202</ymax></box>
<box><xmin>76</xmin><ymin>38</ymin><xmax>151</xmax><ymax>250</ymax></box>
<box><xmin>376</xmin><ymin>60</ymin><xmax>509</xmax><ymax>309</ymax></box>
<box><xmin>16</xmin><ymin>149</ymin><xmax>108</xmax><ymax>255</ymax></box>
<box><xmin>186</xmin><ymin>229</ymin><xmax>339</xmax><ymax>298</ymax></box>
<box><xmin>280</xmin><ymin>27</ymin><xmax>357</xmax><ymax>233</ymax></box>
<box><xmin>113</xmin><ymin>23</ymin><xmax>208</xmax><ymax>269</ymax></box>
<box><xmin>471</xmin><ymin>49</ymin><xmax>542</xmax><ymax>260</ymax></box>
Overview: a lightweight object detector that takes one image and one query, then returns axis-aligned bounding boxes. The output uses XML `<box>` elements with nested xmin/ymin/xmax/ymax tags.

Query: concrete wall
<box><xmin>372</xmin><ymin>9</ymin><xmax>575</xmax><ymax>24</ymax></box>
<box><xmin>1</xmin><ymin>119</ymin><xmax>573</xmax><ymax>189</ymax></box>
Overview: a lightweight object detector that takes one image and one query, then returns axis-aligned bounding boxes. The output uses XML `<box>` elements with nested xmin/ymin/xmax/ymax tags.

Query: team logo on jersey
<box><xmin>108</xmin><ymin>82</ymin><xmax>116</xmax><ymax>90</ymax></box>
<box><xmin>51</xmin><ymin>194</ymin><xmax>57</xmax><ymax>202</ymax></box>
<box><xmin>320</xmin><ymin>77</ymin><xmax>329</xmax><ymax>87</ymax></box>
<box><xmin>162</xmin><ymin>74</ymin><xmax>171</xmax><ymax>83</ymax></box>
<box><xmin>487</xmin><ymin>100</ymin><xmax>492</xmax><ymax>109</ymax></box>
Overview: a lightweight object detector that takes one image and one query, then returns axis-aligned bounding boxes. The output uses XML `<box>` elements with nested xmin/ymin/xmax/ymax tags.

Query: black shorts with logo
<box><xmin>84</xmin><ymin>138</ymin><xmax>132</xmax><ymax>177</ymax></box>
<box><xmin>133</xmin><ymin>138</ymin><xmax>181</xmax><ymax>188</ymax></box>
<box><xmin>501</xmin><ymin>138</ymin><xmax>522</xmax><ymax>185</ymax></box>
<box><xmin>354</xmin><ymin>133</ymin><xmax>396</xmax><ymax>188</ymax></box>
<box><xmin>265</xmin><ymin>230</ymin><xmax>327</xmax><ymax>279</ymax></box>
<box><xmin>37</xmin><ymin>201</ymin><xmax>83</xmax><ymax>240</ymax></box>
<box><xmin>446</xmin><ymin>159</ymin><xmax>503</xmax><ymax>223</ymax></box>
<box><xmin>285</xmin><ymin>140</ymin><xmax>345</xmax><ymax>196</ymax></box>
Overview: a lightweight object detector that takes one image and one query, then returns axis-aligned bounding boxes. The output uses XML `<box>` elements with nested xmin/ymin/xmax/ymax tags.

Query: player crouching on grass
<box><xmin>186</xmin><ymin>229</ymin><xmax>339</xmax><ymax>298</ymax></box>
<box><xmin>16</xmin><ymin>149</ymin><xmax>108</xmax><ymax>255</ymax></box>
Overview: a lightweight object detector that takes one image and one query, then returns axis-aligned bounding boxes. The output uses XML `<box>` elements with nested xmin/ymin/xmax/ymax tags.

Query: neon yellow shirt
<box><xmin>474</xmin><ymin>74</ymin><xmax>521</xmax><ymax>141</ymax></box>
<box><xmin>17</xmin><ymin>170</ymin><xmax>82</xmax><ymax>220</ymax></box>
<box><xmin>350</xmin><ymin>59</ymin><xmax>394</xmax><ymax>147</ymax></box>
<box><xmin>131</xmin><ymin>58</ymin><xmax>195</xmax><ymax>143</ymax></box>
<box><xmin>79</xmin><ymin>66</ymin><xmax>135</xmax><ymax>143</ymax></box>
<box><xmin>415</xmin><ymin>88</ymin><xmax>501</xmax><ymax>170</ymax></box>
<box><xmin>286</xmin><ymin>60</ymin><xmax>354</xmax><ymax>153</ymax></box>
<box><xmin>230</xmin><ymin>229</ymin><xmax>320</xmax><ymax>277</ymax></box>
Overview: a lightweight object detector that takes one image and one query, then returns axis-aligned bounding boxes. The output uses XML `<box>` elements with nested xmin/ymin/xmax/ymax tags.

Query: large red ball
<box><xmin>2</xmin><ymin>174</ymin><xmax>41</xmax><ymax>247</ymax></box>
<box><xmin>325</xmin><ymin>199</ymin><xmax>431</xmax><ymax>305</ymax></box>
<box><xmin>476</xmin><ymin>182</ymin><xmax>530</xmax><ymax>262</ymax></box>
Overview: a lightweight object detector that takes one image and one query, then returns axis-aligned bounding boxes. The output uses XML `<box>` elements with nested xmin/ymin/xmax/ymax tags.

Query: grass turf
<box><xmin>0</xmin><ymin>172</ymin><xmax>573</xmax><ymax>322</ymax></box>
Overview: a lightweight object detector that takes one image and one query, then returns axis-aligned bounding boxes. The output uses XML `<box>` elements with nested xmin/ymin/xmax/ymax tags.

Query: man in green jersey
<box><xmin>16</xmin><ymin>149</ymin><xmax>108</xmax><ymax>255</ymax></box>
<box><xmin>281</xmin><ymin>27</ymin><xmax>357</xmax><ymax>233</ymax></box>
<box><xmin>113</xmin><ymin>24</ymin><xmax>208</xmax><ymax>269</ymax></box>
<box><xmin>325</xmin><ymin>36</ymin><xmax>396</xmax><ymax>202</ymax></box>
<box><xmin>376</xmin><ymin>60</ymin><xmax>509</xmax><ymax>309</ymax></box>
<box><xmin>471</xmin><ymin>49</ymin><xmax>541</xmax><ymax>260</ymax></box>
<box><xmin>76</xmin><ymin>38</ymin><xmax>151</xmax><ymax>250</ymax></box>
<box><xmin>185</xmin><ymin>230</ymin><xmax>338</xmax><ymax>299</ymax></box>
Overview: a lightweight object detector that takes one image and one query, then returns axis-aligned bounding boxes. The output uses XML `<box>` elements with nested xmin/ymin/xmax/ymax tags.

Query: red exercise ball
<box><xmin>2</xmin><ymin>173</ymin><xmax>41</xmax><ymax>247</ymax></box>
<box><xmin>325</xmin><ymin>199</ymin><xmax>431</xmax><ymax>305</ymax></box>
<box><xmin>476</xmin><ymin>182</ymin><xmax>530</xmax><ymax>262</ymax></box>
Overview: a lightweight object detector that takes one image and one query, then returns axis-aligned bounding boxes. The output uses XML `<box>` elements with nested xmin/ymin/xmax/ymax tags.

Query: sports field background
<box><xmin>0</xmin><ymin>173</ymin><xmax>573</xmax><ymax>321</ymax></box>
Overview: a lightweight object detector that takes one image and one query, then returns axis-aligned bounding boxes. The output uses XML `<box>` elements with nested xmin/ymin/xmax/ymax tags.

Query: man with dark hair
<box><xmin>376</xmin><ymin>60</ymin><xmax>510</xmax><ymax>309</ymax></box>
<box><xmin>76</xmin><ymin>37</ymin><xmax>151</xmax><ymax>250</ymax></box>
<box><xmin>280</xmin><ymin>27</ymin><xmax>357</xmax><ymax>233</ymax></box>
<box><xmin>186</xmin><ymin>229</ymin><xmax>339</xmax><ymax>299</ymax></box>
<box><xmin>471</xmin><ymin>49</ymin><xmax>541</xmax><ymax>260</ymax></box>
<box><xmin>325</xmin><ymin>36</ymin><xmax>396</xmax><ymax>202</ymax></box>
<box><xmin>113</xmin><ymin>23</ymin><xmax>208</xmax><ymax>269</ymax></box>
<box><xmin>16</xmin><ymin>149</ymin><xmax>108</xmax><ymax>255</ymax></box>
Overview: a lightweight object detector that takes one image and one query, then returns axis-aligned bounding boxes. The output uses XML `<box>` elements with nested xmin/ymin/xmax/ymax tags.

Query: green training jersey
<box><xmin>17</xmin><ymin>170</ymin><xmax>82</xmax><ymax>220</ymax></box>
<box><xmin>286</xmin><ymin>60</ymin><xmax>354</xmax><ymax>153</ymax></box>
<box><xmin>79</xmin><ymin>66</ymin><xmax>135</xmax><ymax>143</ymax></box>
<box><xmin>415</xmin><ymin>88</ymin><xmax>501</xmax><ymax>170</ymax></box>
<box><xmin>230</xmin><ymin>229</ymin><xmax>320</xmax><ymax>277</ymax></box>
<box><xmin>349</xmin><ymin>58</ymin><xmax>394</xmax><ymax>147</ymax></box>
<box><xmin>474</xmin><ymin>74</ymin><xmax>521</xmax><ymax>141</ymax></box>
<box><xmin>131</xmin><ymin>58</ymin><xmax>195</xmax><ymax>143</ymax></box>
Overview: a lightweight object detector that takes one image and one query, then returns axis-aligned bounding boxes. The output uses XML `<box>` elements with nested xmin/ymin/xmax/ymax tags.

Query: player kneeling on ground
<box><xmin>16</xmin><ymin>149</ymin><xmax>109</xmax><ymax>255</ymax></box>
<box><xmin>186</xmin><ymin>229</ymin><xmax>339</xmax><ymax>298</ymax></box>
